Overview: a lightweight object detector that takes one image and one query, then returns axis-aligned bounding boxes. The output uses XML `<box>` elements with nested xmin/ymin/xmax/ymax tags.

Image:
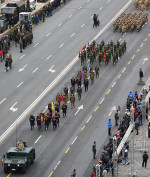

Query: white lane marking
<box><xmin>10</xmin><ymin>102</ymin><xmax>18</xmax><ymax>112</ymax></box>
<box><xmin>0</xmin><ymin>98</ymin><xmax>6</xmax><ymax>104</ymax></box>
<box><xmin>46</xmin><ymin>55</ymin><xmax>52</xmax><ymax>60</ymax></box>
<box><xmin>70</xmin><ymin>33</ymin><xmax>75</xmax><ymax>37</ymax></box>
<box><xmin>100</xmin><ymin>98</ymin><xmax>105</xmax><ymax>104</ymax></box>
<box><xmin>58</xmin><ymin>23</ymin><xmax>62</xmax><ymax>27</ymax></box>
<box><xmin>32</xmin><ymin>68</ymin><xmax>38</xmax><ymax>73</ymax></box>
<box><xmin>87</xmin><ymin>116</ymin><xmax>92</xmax><ymax>123</ymax></box>
<box><xmin>20</xmin><ymin>54</ymin><xmax>25</xmax><ymax>59</ymax></box>
<box><xmin>34</xmin><ymin>43</ymin><xmax>39</xmax><ymax>47</ymax></box>
<box><xmin>46</xmin><ymin>32</ymin><xmax>51</xmax><ymax>36</ymax></box>
<box><xmin>140</xmin><ymin>43</ymin><xmax>143</xmax><ymax>47</ymax></box>
<box><xmin>99</xmin><ymin>7</ymin><xmax>103</xmax><ymax>10</ymax></box>
<box><xmin>112</xmin><ymin>82</ymin><xmax>116</xmax><ymax>88</ymax></box>
<box><xmin>148</xmin><ymin>33</ymin><xmax>150</xmax><ymax>37</ymax></box>
<box><xmin>59</xmin><ymin>43</ymin><xmax>64</xmax><ymax>48</ymax></box>
<box><xmin>87</xmin><ymin>59</ymin><xmax>90</xmax><ymax>63</ymax></box>
<box><xmin>132</xmin><ymin>55</ymin><xmax>135</xmax><ymax>60</ymax></box>
<box><xmin>81</xmin><ymin>84</ymin><xmax>83</xmax><ymax>87</ymax></box>
<box><xmin>107</xmin><ymin>0</ymin><xmax>110</xmax><ymax>3</ymax></box>
<box><xmin>87</xmin><ymin>0</ymin><xmax>90</xmax><ymax>2</ymax></box>
<box><xmin>67</xmin><ymin>101</ymin><xmax>70</xmax><ymax>103</ymax></box>
<box><xmin>34</xmin><ymin>135</ymin><xmax>42</xmax><ymax>144</ymax></box>
<box><xmin>81</xmin><ymin>24</ymin><xmax>85</xmax><ymax>28</ymax></box>
<box><xmin>57</xmin><ymin>161</ymin><xmax>61</xmax><ymax>166</ymax></box>
<box><xmin>71</xmin><ymin>136</ymin><xmax>78</xmax><ymax>145</ymax></box>
<box><xmin>49</xmin><ymin>65</ymin><xmax>55</xmax><ymax>73</ymax></box>
<box><xmin>19</xmin><ymin>64</ymin><xmax>28</xmax><ymax>72</ymax></box>
<box><xmin>17</xmin><ymin>82</ymin><xmax>23</xmax><ymax>88</ymax></box>
<box><xmin>68</xmin><ymin>14</ymin><xmax>72</xmax><ymax>18</ymax></box>
<box><xmin>108</xmin><ymin>106</ymin><xmax>116</xmax><ymax>116</ymax></box>
<box><xmin>78</xmin><ymin>7</ymin><xmax>81</xmax><ymax>9</ymax></box>
<box><xmin>54</xmin><ymin>165</ymin><xmax>57</xmax><ymax>170</ymax></box>
<box><xmin>0</xmin><ymin>0</ymin><xmax>133</xmax><ymax>144</ymax></box>
<box><xmin>122</xmin><ymin>67</ymin><xmax>126</xmax><ymax>73</ymax></box>
<box><xmin>43</xmin><ymin>106</ymin><xmax>48</xmax><ymax>113</ymax></box>
<box><xmin>91</xmin><ymin>15</ymin><xmax>93</xmax><ymax>19</ymax></box>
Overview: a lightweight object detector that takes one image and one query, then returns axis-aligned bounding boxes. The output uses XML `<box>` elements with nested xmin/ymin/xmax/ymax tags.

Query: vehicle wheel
<box><xmin>4</xmin><ymin>167</ymin><xmax>9</xmax><ymax>174</ymax></box>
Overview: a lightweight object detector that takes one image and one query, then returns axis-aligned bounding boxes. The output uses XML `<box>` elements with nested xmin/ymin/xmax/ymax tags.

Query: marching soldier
<box><xmin>71</xmin><ymin>169</ymin><xmax>76</xmax><ymax>177</ymax></box>
<box><xmin>95</xmin><ymin>65</ymin><xmax>99</xmax><ymax>78</ymax></box>
<box><xmin>90</xmin><ymin>71</ymin><xmax>95</xmax><ymax>84</ymax></box>
<box><xmin>52</xmin><ymin>114</ymin><xmax>57</xmax><ymax>129</ymax></box>
<box><xmin>76</xmin><ymin>77</ymin><xmax>81</xmax><ymax>87</ymax></box>
<box><xmin>71</xmin><ymin>77</ymin><xmax>76</xmax><ymax>88</ymax></box>
<box><xmin>123</xmin><ymin>40</ymin><xmax>126</xmax><ymax>51</ymax></box>
<box><xmin>70</xmin><ymin>94</ymin><xmax>75</xmax><ymax>108</ymax></box>
<box><xmin>48</xmin><ymin>101</ymin><xmax>52</xmax><ymax>115</ymax></box>
<box><xmin>44</xmin><ymin>115</ymin><xmax>49</xmax><ymax>130</ymax></box>
<box><xmin>63</xmin><ymin>93</ymin><xmax>67</xmax><ymax>104</ymax></box>
<box><xmin>55</xmin><ymin>102</ymin><xmax>59</xmax><ymax>113</ymax></box>
<box><xmin>89</xmin><ymin>65</ymin><xmax>93</xmax><ymax>73</ymax></box>
<box><xmin>29</xmin><ymin>113</ymin><xmax>35</xmax><ymax>130</ymax></box>
<box><xmin>56</xmin><ymin>93</ymin><xmax>61</xmax><ymax>107</ymax></box>
<box><xmin>46</xmin><ymin>111</ymin><xmax>52</xmax><ymax>126</ymax></box>
<box><xmin>77</xmin><ymin>70</ymin><xmax>82</xmax><ymax>80</ymax></box>
<box><xmin>98</xmin><ymin>52</ymin><xmax>102</xmax><ymax>65</ymax></box>
<box><xmin>82</xmin><ymin>65</ymin><xmax>87</xmax><ymax>71</ymax></box>
<box><xmin>83</xmin><ymin>70</ymin><xmax>87</xmax><ymax>79</ymax></box>
<box><xmin>62</xmin><ymin>102</ymin><xmax>67</xmax><ymax>117</ymax></box>
<box><xmin>55</xmin><ymin>111</ymin><xmax>60</xmax><ymax>127</ymax></box>
<box><xmin>64</xmin><ymin>86</ymin><xmax>68</xmax><ymax>99</ymax></box>
<box><xmin>19</xmin><ymin>39</ymin><xmax>23</xmax><ymax>53</ymax></box>
<box><xmin>6</xmin><ymin>53</ymin><xmax>13</xmax><ymax>69</ymax></box>
<box><xmin>84</xmin><ymin>78</ymin><xmax>89</xmax><ymax>92</ymax></box>
<box><xmin>36</xmin><ymin>113</ymin><xmax>41</xmax><ymax>130</ymax></box>
<box><xmin>70</xmin><ymin>86</ymin><xmax>75</xmax><ymax>95</ymax></box>
<box><xmin>81</xmin><ymin>51</ymin><xmax>84</xmax><ymax>65</ymax></box>
<box><xmin>77</xmin><ymin>85</ymin><xmax>82</xmax><ymax>100</ymax></box>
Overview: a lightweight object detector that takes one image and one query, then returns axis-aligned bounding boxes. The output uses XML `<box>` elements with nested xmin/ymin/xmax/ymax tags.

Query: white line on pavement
<box><xmin>90</xmin><ymin>15</ymin><xmax>93</xmax><ymax>18</ymax></box>
<box><xmin>148</xmin><ymin>33</ymin><xmax>150</xmax><ymax>37</ymax></box>
<box><xmin>112</xmin><ymin>82</ymin><xmax>116</xmax><ymax>88</ymax></box>
<box><xmin>59</xmin><ymin>43</ymin><xmax>64</xmax><ymax>48</ymax></box>
<box><xmin>100</xmin><ymin>98</ymin><xmax>105</xmax><ymax>104</ymax></box>
<box><xmin>11</xmin><ymin>102</ymin><xmax>17</xmax><ymax>108</ymax></box>
<box><xmin>81</xmin><ymin>84</ymin><xmax>83</xmax><ymax>87</ymax></box>
<box><xmin>46</xmin><ymin>32</ymin><xmax>51</xmax><ymax>36</ymax></box>
<box><xmin>20</xmin><ymin>54</ymin><xmax>25</xmax><ymax>59</ymax></box>
<box><xmin>34</xmin><ymin>135</ymin><xmax>42</xmax><ymax>144</ymax></box>
<box><xmin>17</xmin><ymin>82</ymin><xmax>23</xmax><ymax>88</ymax></box>
<box><xmin>34</xmin><ymin>43</ymin><xmax>39</xmax><ymax>47</ymax></box>
<box><xmin>54</xmin><ymin>165</ymin><xmax>57</xmax><ymax>170</ymax></box>
<box><xmin>68</xmin><ymin>14</ymin><xmax>72</xmax><ymax>18</ymax></box>
<box><xmin>78</xmin><ymin>7</ymin><xmax>81</xmax><ymax>9</ymax></box>
<box><xmin>0</xmin><ymin>0</ymin><xmax>133</xmax><ymax>144</ymax></box>
<box><xmin>140</xmin><ymin>43</ymin><xmax>143</xmax><ymax>47</ymax></box>
<box><xmin>0</xmin><ymin>98</ymin><xmax>6</xmax><ymax>104</ymax></box>
<box><xmin>75</xmin><ymin>110</ymin><xmax>79</xmax><ymax>115</ymax></box>
<box><xmin>122</xmin><ymin>67</ymin><xmax>126</xmax><ymax>73</ymax></box>
<box><xmin>67</xmin><ymin>101</ymin><xmax>70</xmax><ymax>103</ymax></box>
<box><xmin>46</xmin><ymin>55</ymin><xmax>52</xmax><ymax>60</ymax></box>
<box><xmin>132</xmin><ymin>55</ymin><xmax>135</xmax><ymax>60</ymax></box>
<box><xmin>87</xmin><ymin>59</ymin><xmax>90</xmax><ymax>63</ymax></box>
<box><xmin>70</xmin><ymin>33</ymin><xmax>75</xmax><ymax>37</ymax></box>
<box><xmin>58</xmin><ymin>23</ymin><xmax>62</xmax><ymax>27</ymax></box>
<box><xmin>99</xmin><ymin>7</ymin><xmax>103</xmax><ymax>10</ymax></box>
<box><xmin>87</xmin><ymin>0</ymin><xmax>90</xmax><ymax>2</ymax></box>
<box><xmin>71</xmin><ymin>136</ymin><xmax>78</xmax><ymax>145</ymax></box>
<box><xmin>57</xmin><ymin>161</ymin><xmax>61</xmax><ymax>166</ymax></box>
<box><xmin>32</xmin><ymin>68</ymin><xmax>38</xmax><ymax>73</ymax></box>
<box><xmin>87</xmin><ymin>116</ymin><xmax>92</xmax><ymax>123</ymax></box>
<box><xmin>43</xmin><ymin>106</ymin><xmax>48</xmax><ymax>113</ymax></box>
<box><xmin>81</xmin><ymin>24</ymin><xmax>85</xmax><ymax>28</ymax></box>
<box><xmin>107</xmin><ymin>0</ymin><xmax>110</xmax><ymax>3</ymax></box>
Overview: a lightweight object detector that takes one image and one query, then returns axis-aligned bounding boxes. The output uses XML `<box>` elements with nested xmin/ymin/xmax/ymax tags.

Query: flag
<box><xmin>52</xmin><ymin>101</ymin><xmax>54</xmax><ymax>111</ymax></box>
<box><xmin>78</xmin><ymin>51</ymin><xmax>80</xmax><ymax>59</ymax></box>
<box><xmin>87</xmin><ymin>63</ymin><xmax>90</xmax><ymax>71</ymax></box>
<box><xmin>61</xmin><ymin>93</ymin><xmax>63</xmax><ymax>102</ymax></box>
<box><xmin>94</xmin><ymin>45</ymin><xmax>96</xmax><ymax>51</ymax></box>
<box><xmin>41</xmin><ymin>116</ymin><xmax>44</xmax><ymax>123</ymax></box>
<box><xmin>103</xmin><ymin>52</ymin><xmax>106</xmax><ymax>60</ymax></box>
<box><xmin>82</xmin><ymin>45</ymin><xmax>86</xmax><ymax>51</ymax></box>
<box><xmin>111</xmin><ymin>54</ymin><xmax>113</xmax><ymax>61</ymax></box>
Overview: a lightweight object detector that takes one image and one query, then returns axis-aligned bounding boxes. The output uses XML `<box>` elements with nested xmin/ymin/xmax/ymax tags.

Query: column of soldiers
<box><xmin>113</xmin><ymin>12</ymin><xmax>148</xmax><ymax>33</ymax></box>
<box><xmin>29</xmin><ymin>39</ymin><xmax>127</xmax><ymax>131</ymax></box>
<box><xmin>134</xmin><ymin>0</ymin><xmax>150</xmax><ymax>10</ymax></box>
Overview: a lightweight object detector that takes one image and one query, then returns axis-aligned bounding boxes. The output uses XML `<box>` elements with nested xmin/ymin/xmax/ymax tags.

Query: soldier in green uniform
<box><xmin>95</xmin><ymin>65</ymin><xmax>99</xmax><ymax>78</ymax></box>
<box><xmin>118</xmin><ymin>46</ymin><xmax>122</xmax><ymax>58</ymax></box>
<box><xmin>19</xmin><ymin>39</ymin><xmax>23</xmax><ymax>53</ymax></box>
<box><xmin>90</xmin><ymin>71</ymin><xmax>95</xmax><ymax>84</ymax></box>
<box><xmin>42</xmin><ymin>10</ymin><xmax>45</xmax><ymax>22</ymax></box>
<box><xmin>98</xmin><ymin>52</ymin><xmax>102</xmax><ymax>65</ymax></box>
<box><xmin>81</xmin><ymin>51</ymin><xmax>84</xmax><ymax>65</ymax></box>
<box><xmin>7</xmin><ymin>53</ymin><xmax>13</xmax><ymax>69</ymax></box>
<box><xmin>82</xmin><ymin>65</ymin><xmax>87</xmax><ymax>71</ymax></box>
<box><xmin>83</xmin><ymin>49</ymin><xmax>86</xmax><ymax>60</ymax></box>
<box><xmin>123</xmin><ymin>40</ymin><xmax>126</xmax><ymax>51</ymax></box>
<box><xmin>89</xmin><ymin>52</ymin><xmax>94</xmax><ymax>64</ymax></box>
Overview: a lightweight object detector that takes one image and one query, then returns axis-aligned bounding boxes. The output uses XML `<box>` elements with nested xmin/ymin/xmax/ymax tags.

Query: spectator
<box><xmin>142</xmin><ymin>151</ymin><xmax>149</xmax><ymax>167</ymax></box>
<box><xmin>108</xmin><ymin>119</ymin><xmax>112</xmax><ymax>136</ymax></box>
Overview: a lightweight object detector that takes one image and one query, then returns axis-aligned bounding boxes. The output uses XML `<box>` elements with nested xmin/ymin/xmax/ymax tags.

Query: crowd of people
<box><xmin>90</xmin><ymin>88</ymin><xmax>149</xmax><ymax>177</ymax></box>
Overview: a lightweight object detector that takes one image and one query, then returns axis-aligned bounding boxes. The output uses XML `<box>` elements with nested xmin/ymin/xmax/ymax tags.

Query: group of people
<box><xmin>80</xmin><ymin>39</ymin><xmax>126</xmax><ymax>66</ymax></box>
<box><xmin>90</xmin><ymin>88</ymin><xmax>149</xmax><ymax>176</ymax></box>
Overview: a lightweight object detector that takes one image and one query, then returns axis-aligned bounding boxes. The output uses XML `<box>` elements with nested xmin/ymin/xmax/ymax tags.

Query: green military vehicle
<box><xmin>3</xmin><ymin>142</ymin><xmax>35</xmax><ymax>174</ymax></box>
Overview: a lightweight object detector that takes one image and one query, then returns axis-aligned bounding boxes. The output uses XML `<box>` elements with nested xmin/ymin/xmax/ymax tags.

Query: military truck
<box><xmin>3</xmin><ymin>142</ymin><xmax>35</xmax><ymax>174</ymax></box>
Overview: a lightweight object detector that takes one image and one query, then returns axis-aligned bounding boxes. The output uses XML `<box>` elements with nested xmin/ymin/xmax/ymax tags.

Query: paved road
<box><xmin>0</xmin><ymin>0</ymin><xmax>150</xmax><ymax>177</ymax></box>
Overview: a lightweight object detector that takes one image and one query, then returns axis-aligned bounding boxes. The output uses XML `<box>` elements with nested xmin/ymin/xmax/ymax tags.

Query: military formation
<box><xmin>113</xmin><ymin>12</ymin><xmax>148</xmax><ymax>33</ymax></box>
<box><xmin>29</xmin><ymin>39</ymin><xmax>127</xmax><ymax>131</ymax></box>
<box><xmin>134</xmin><ymin>0</ymin><xmax>150</xmax><ymax>10</ymax></box>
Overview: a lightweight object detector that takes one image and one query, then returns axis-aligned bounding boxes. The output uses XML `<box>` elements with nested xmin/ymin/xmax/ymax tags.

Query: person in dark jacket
<box><xmin>142</xmin><ymin>151</ymin><xmax>149</xmax><ymax>167</ymax></box>
<box><xmin>139</xmin><ymin>68</ymin><xmax>144</xmax><ymax>82</ymax></box>
<box><xmin>29</xmin><ymin>113</ymin><xmax>35</xmax><ymax>130</ymax></box>
<box><xmin>5</xmin><ymin>58</ymin><xmax>9</xmax><ymax>72</ymax></box>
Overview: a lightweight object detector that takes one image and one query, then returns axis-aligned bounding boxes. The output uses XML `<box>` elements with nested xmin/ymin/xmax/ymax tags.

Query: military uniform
<box><xmin>70</xmin><ymin>86</ymin><xmax>75</xmax><ymax>95</ymax></box>
<box><xmin>84</xmin><ymin>78</ymin><xmax>89</xmax><ymax>92</ymax></box>
<box><xmin>71</xmin><ymin>77</ymin><xmax>76</xmax><ymax>88</ymax></box>
<box><xmin>64</xmin><ymin>86</ymin><xmax>68</xmax><ymax>99</ymax></box>
<box><xmin>77</xmin><ymin>86</ymin><xmax>82</xmax><ymax>100</ymax></box>
<box><xmin>7</xmin><ymin>54</ymin><xmax>12</xmax><ymax>69</ymax></box>
<box><xmin>36</xmin><ymin>114</ymin><xmax>41</xmax><ymax>130</ymax></box>
<box><xmin>95</xmin><ymin>65</ymin><xmax>99</xmax><ymax>78</ymax></box>
<box><xmin>55</xmin><ymin>102</ymin><xmax>59</xmax><ymax>112</ymax></box>
<box><xmin>19</xmin><ymin>39</ymin><xmax>23</xmax><ymax>53</ymax></box>
<box><xmin>55</xmin><ymin>112</ymin><xmax>60</xmax><ymax>127</ymax></box>
<box><xmin>92</xmin><ymin>141</ymin><xmax>96</xmax><ymax>159</ymax></box>
<box><xmin>29</xmin><ymin>114</ymin><xmax>35</xmax><ymax>130</ymax></box>
<box><xmin>62</xmin><ymin>103</ymin><xmax>67</xmax><ymax>117</ymax></box>
<box><xmin>48</xmin><ymin>102</ymin><xmax>52</xmax><ymax>114</ymax></box>
<box><xmin>90</xmin><ymin>71</ymin><xmax>95</xmax><ymax>84</ymax></box>
<box><xmin>70</xmin><ymin>94</ymin><xmax>75</xmax><ymax>108</ymax></box>
<box><xmin>56</xmin><ymin>93</ymin><xmax>61</xmax><ymax>107</ymax></box>
<box><xmin>63</xmin><ymin>93</ymin><xmax>67</xmax><ymax>104</ymax></box>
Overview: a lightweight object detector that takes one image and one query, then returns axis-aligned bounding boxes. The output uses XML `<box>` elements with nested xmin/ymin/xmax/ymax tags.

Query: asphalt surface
<box><xmin>0</xmin><ymin>0</ymin><xmax>150</xmax><ymax>177</ymax></box>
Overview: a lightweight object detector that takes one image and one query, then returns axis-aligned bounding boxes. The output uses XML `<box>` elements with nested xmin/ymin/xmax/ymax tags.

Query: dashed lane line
<box><xmin>144</xmin><ymin>38</ymin><xmax>148</xmax><ymax>42</ymax></box>
<box><xmin>119</xmin><ymin>38</ymin><xmax>122</xmax><ymax>42</ymax></box>
<box><xmin>7</xmin><ymin>172</ymin><xmax>12</xmax><ymax>177</ymax></box>
<box><xmin>70</xmin><ymin>33</ymin><xmax>75</xmax><ymax>37</ymax></box>
<box><xmin>32</xmin><ymin>68</ymin><xmax>38</xmax><ymax>73</ymax></box>
<box><xmin>34</xmin><ymin>135</ymin><xmax>42</xmax><ymax>144</ymax></box>
<box><xmin>94</xmin><ymin>106</ymin><xmax>99</xmax><ymax>112</ymax></box>
<box><xmin>90</xmin><ymin>15</ymin><xmax>93</xmax><ymax>18</ymax></box>
<box><xmin>99</xmin><ymin>7</ymin><xmax>103</xmax><ymax>10</ymax></box>
<box><xmin>122</xmin><ymin>67</ymin><xmax>126</xmax><ymax>73</ymax></box>
<box><xmin>107</xmin><ymin>89</ymin><xmax>111</xmax><ymax>95</ymax></box>
<box><xmin>81</xmin><ymin>24</ymin><xmax>85</xmax><ymax>28</ymax></box>
<box><xmin>49</xmin><ymin>171</ymin><xmax>54</xmax><ymax>177</ymax></box>
<box><xmin>17</xmin><ymin>82</ymin><xmax>23</xmax><ymax>88</ymax></box>
<box><xmin>148</xmin><ymin>33</ymin><xmax>150</xmax><ymax>37</ymax></box>
<box><xmin>59</xmin><ymin>43</ymin><xmax>64</xmax><ymax>48</ymax></box>
<box><xmin>34</xmin><ymin>43</ymin><xmax>39</xmax><ymax>47</ymax></box>
<box><xmin>46</xmin><ymin>32</ymin><xmax>51</xmax><ymax>36</ymax></box>
<box><xmin>100</xmin><ymin>98</ymin><xmax>105</xmax><ymax>104</ymax></box>
<box><xmin>128</xmin><ymin>61</ymin><xmax>131</xmax><ymax>65</ymax></box>
<box><xmin>65</xmin><ymin>147</ymin><xmax>70</xmax><ymax>154</ymax></box>
<box><xmin>68</xmin><ymin>14</ymin><xmax>72</xmax><ymax>18</ymax></box>
<box><xmin>118</xmin><ymin>74</ymin><xmax>121</xmax><ymax>79</ymax></box>
<box><xmin>0</xmin><ymin>98</ymin><xmax>6</xmax><ymax>104</ymax></box>
<box><xmin>78</xmin><ymin>7</ymin><xmax>81</xmax><ymax>9</ymax></box>
<box><xmin>81</xmin><ymin>125</ymin><xmax>85</xmax><ymax>131</ymax></box>
<box><xmin>132</xmin><ymin>55</ymin><xmax>135</xmax><ymax>60</ymax></box>
<box><xmin>137</xmin><ymin>49</ymin><xmax>140</xmax><ymax>52</ymax></box>
<box><xmin>107</xmin><ymin>0</ymin><xmax>110</xmax><ymax>3</ymax></box>
<box><xmin>87</xmin><ymin>116</ymin><xmax>92</xmax><ymax>123</ymax></box>
<box><xmin>112</xmin><ymin>82</ymin><xmax>116</xmax><ymax>88</ymax></box>
<box><xmin>140</xmin><ymin>43</ymin><xmax>144</xmax><ymax>47</ymax></box>
<box><xmin>46</xmin><ymin>55</ymin><xmax>52</xmax><ymax>60</ymax></box>
<box><xmin>20</xmin><ymin>54</ymin><xmax>25</xmax><ymax>59</ymax></box>
<box><xmin>58</xmin><ymin>23</ymin><xmax>62</xmax><ymax>27</ymax></box>
<box><xmin>71</xmin><ymin>136</ymin><xmax>78</xmax><ymax>145</ymax></box>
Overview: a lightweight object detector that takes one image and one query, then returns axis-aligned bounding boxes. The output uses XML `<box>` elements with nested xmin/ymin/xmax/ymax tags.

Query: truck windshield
<box><xmin>8</xmin><ymin>153</ymin><xmax>27</xmax><ymax>157</ymax></box>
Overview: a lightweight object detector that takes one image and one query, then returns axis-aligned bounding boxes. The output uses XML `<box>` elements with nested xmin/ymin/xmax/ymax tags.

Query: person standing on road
<box><xmin>5</xmin><ymin>58</ymin><xmax>9</xmax><ymax>72</ymax></box>
<box><xmin>108</xmin><ymin>119</ymin><xmax>112</xmax><ymax>136</ymax></box>
<box><xmin>139</xmin><ymin>68</ymin><xmax>144</xmax><ymax>82</ymax></box>
<box><xmin>29</xmin><ymin>113</ymin><xmax>35</xmax><ymax>130</ymax></box>
<box><xmin>62</xmin><ymin>102</ymin><xmax>67</xmax><ymax>117</ymax></box>
<box><xmin>114</xmin><ymin>110</ymin><xmax>119</xmax><ymax>126</ymax></box>
<box><xmin>123</xmin><ymin>148</ymin><xmax>129</xmax><ymax>165</ymax></box>
<box><xmin>142</xmin><ymin>151</ymin><xmax>149</xmax><ymax>167</ymax></box>
<box><xmin>71</xmin><ymin>169</ymin><xmax>76</xmax><ymax>177</ymax></box>
<box><xmin>92</xmin><ymin>141</ymin><xmax>97</xmax><ymax>159</ymax></box>
<box><xmin>84</xmin><ymin>78</ymin><xmax>89</xmax><ymax>92</ymax></box>
<box><xmin>70</xmin><ymin>94</ymin><xmax>75</xmax><ymax>109</ymax></box>
<box><xmin>77</xmin><ymin>85</ymin><xmax>82</xmax><ymax>100</ymax></box>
